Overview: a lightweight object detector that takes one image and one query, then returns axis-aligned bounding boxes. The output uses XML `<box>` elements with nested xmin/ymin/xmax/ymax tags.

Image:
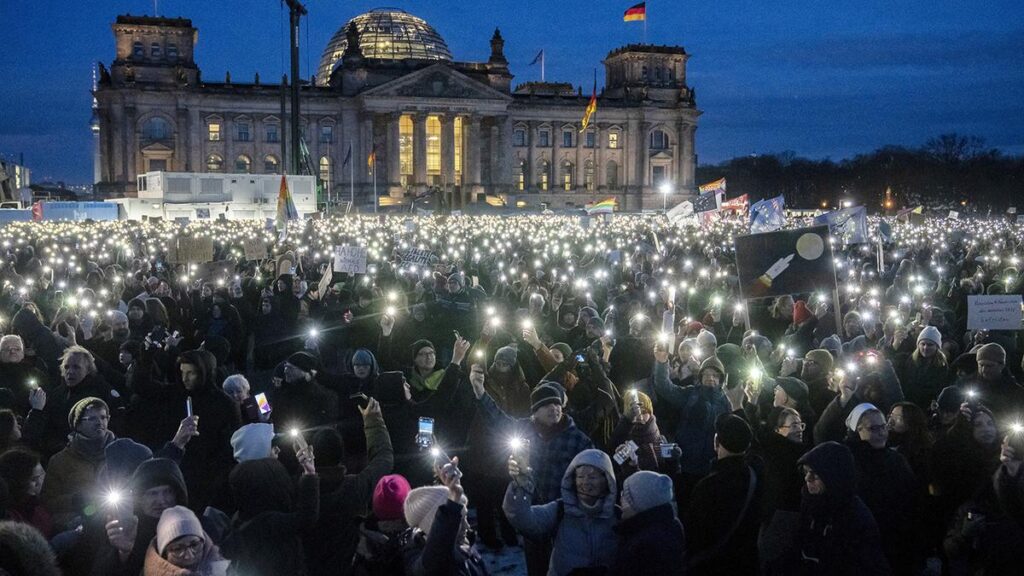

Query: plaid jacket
<box><xmin>478</xmin><ymin>393</ymin><xmax>594</xmax><ymax>504</ymax></box>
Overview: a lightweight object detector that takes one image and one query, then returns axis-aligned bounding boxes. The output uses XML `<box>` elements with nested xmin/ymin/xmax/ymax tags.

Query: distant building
<box><xmin>0</xmin><ymin>157</ymin><xmax>30</xmax><ymax>204</ymax></box>
<box><xmin>94</xmin><ymin>8</ymin><xmax>699</xmax><ymax>210</ymax></box>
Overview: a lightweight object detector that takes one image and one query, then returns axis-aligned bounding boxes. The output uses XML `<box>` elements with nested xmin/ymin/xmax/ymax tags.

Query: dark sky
<box><xmin>2</xmin><ymin>0</ymin><xmax>1023</xmax><ymax>184</ymax></box>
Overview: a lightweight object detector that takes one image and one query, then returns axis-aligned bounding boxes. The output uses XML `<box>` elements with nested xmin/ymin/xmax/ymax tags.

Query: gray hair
<box><xmin>222</xmin><ymin>374</ymin><xmax>251</xmax><ymax>395</ymax></box>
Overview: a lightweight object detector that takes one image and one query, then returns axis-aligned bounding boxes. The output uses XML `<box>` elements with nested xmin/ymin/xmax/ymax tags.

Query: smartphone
<box><xmin>254</xmin><ymin>393</ymin><xmax>271</xmax><ymax>415</ymax></box>
<box><xmin>658</xmin><ymin>442</ymin><xmax>679</xmax><ymax>459</ymax></box>
<box><xmin>1008</xmin><ymin>426</ymin><xmax>1024</xmax><ymax>455</ymax></box>
<box><xmin>186</xmin><ymin>397</ymin><xmax>193</xmax><ymax>418</ymax></box>
<box><xmin>416</xmin><ymin>417</ymin><xmax>434</xmax><ymax>449</ymax></box>
<box><xmin>575</xmin><ymin>353</ymin><xmax>586</xmax><ymax>363</ymax></box>
<box><xmin>349</xmin><ymin>392</ymin><xmax>370</xmax><ymax>410</ymax></box>
<box><xmin>613</xmin><ymin>440</ymin><xmax>639</xmax><ymax>466</ymax></box>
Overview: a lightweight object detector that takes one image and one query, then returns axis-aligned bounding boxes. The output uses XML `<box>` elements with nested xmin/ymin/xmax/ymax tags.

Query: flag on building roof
<box><xmin>698</xmin><ymin>177</ymin><xmax>727</xmax><ymax>195</ymax></box>
<box><xmin>276</xmin><ymin>175</ymin><xmax>298</xmax><ymax>239</ymax></box>
<box><xmin>367</xmin><ymin>150</ymin><xmax>375</xmax><ymax>169</ymax></box>
<box><xmin>623</xmin><ymin>2</ymin><xmax>646</xmax><ymax>22</ymax></box>
<box><xmin>693</xmin><ymin>190</ymin><xmax>723</xmax><ymax>213</ymax></box>
<box><xmin>585</xmin><ymin>197</ymin><xmax>617</xmax><ymax>215</ymax></box>
<box><xmin>580</xmin><ymin>76</ymin><xmax>597</xmax><ymax>133</ymax></box>
<box><xmin>529</xmin><ymin>49</ymin><xmax>544</xmax><ymax>66</ymax></box>
<box><xmin>750</xmin><ymin>195</ymin><xmax>786</xmax><ymax>233</ymax></box>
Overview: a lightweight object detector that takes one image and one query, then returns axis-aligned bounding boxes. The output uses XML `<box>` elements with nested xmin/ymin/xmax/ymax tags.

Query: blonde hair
<box><xmin>60</xmin><ymin>345</ymin><xmax>97</xmax><ymax>376</ymax></box>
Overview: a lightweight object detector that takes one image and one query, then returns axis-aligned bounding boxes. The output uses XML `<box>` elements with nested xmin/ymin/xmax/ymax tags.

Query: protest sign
<box><xmin>398</xmin><ymin>248</ymin><xmax>438</xmax><ymax>266</ymax></box>
<box><xmin>191</xmin><ymin>260</ymin><xmax>234</xmax><ymax>283</ymax></box>
<box><xmin>317</xmin><ymin>262</ymin><xmax>334</xmax><ymax>299</ymax></box>
<box><xmin>171</xmin><ymin>237</ymin><xmax>213</xmax><ymax>263</ymax></box>
<box><xmin>967</xmin><ymin>295</ymin><xmax>1023</xmax><ymax>330</ymax></box>
<box><xmin>948</xmin><ymin>210</ymin><xmax>959</xmax><ymax>220</ymax></box>
<box><xmin>334</xmin><ymin>245</ymin><xmax>368</xmax><ymax>274</ymax></box>
<box><xmin>277</xmin><ymin>251</ymin><xmax>296</xmax><ymax>277</ymax></box>
<box><xmin>242</xmin><ymin>238</ymin><xmax>268</xmax><ymax>261</ymax></box>
<box><xmin>735</xmin><ymin>225</ymin><xmax>836</xmax><ymax>299</ymax></box>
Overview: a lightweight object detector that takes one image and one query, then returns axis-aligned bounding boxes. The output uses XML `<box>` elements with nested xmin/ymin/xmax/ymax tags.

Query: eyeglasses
<box><xmin>166</xmin><ymin>537</ymin><xmax>204</xmax><ymax>557</ymax></box>
<box><xmin>779</xmin><ymin>422</ymin><xmax>807</xmax><ymax>431</ymax></box>
<box><xmin>79</xmin><ymin>414</ymin><xmax>110</xmax><ymax>424</ymax></box>
<box><xmin>858</xmin><ymin>424</ymin><xmax>887</xmax><ymax>434</ymax></box>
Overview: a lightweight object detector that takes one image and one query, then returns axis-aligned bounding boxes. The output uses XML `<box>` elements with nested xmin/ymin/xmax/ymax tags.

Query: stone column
<box><xmin>386</xmin><ymin>112</ymin><xmax>402</xmax><ymax>197</ymax></box>
<box><xmin>360</xmin><ymin>114</ymin><xmax>373</xmax><ymax>187</ymax></box>
<box><xmin>526</xmin><ymin>120</ymin><xmax>536</xmax><ymax>192</ymax></box>
<box><xmin>412</xmin><ymin>113</ymin><xmax>427</xmax><ymax>193</ymax></box>
<box><xmin>683</xmin><ymin>124</ymin><xmax>697</xmax><ymax>191</ymax></box>
<box><xmin>497</xmin><ymin>115</ymin><xmax>513</xmax><ymax>192</ymax></box>
<box><xmin>440</xmin><ymin>114</ymin><xmax>456</xmax><ymax>208</ymax></box>
<box><xmin>223</xmin><ymin>113</ymin><xmax>234</xmax><ymax>174</ymax></box>
<box><xmin>124</xmin><ymin>106</ymin><xmax>137</xmax><ymax>189</ymax></box>
<box><xmin>595</xmin><ymin>124</ymin><xmax>605</xmax><ymax>189</ymax></box>
<box><xmin>639</xmin><ymin>121</ymin><xmax>651</xmax><ymax>190</ymax></box>
<box><xmin>466</xmin><ymin>114</ymin><xmax>483</xmax><ymax>201</ymax></box>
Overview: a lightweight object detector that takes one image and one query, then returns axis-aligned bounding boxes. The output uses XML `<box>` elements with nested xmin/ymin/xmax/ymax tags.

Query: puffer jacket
<box><xmin>503</xmin><ymin>449</ymin><xmax>619</xmax><ymax>576</ymax></box>
<box><xmin>652</xmin><ymin>360</ymin><xmax>730</xmax><ymax>476</ymax></box>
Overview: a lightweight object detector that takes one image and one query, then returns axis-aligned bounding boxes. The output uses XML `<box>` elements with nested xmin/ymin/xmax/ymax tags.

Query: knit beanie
<box><xmin>352</xmin><ymin>348</ymin><xmax>375</xmax><ymax>367</ymax></box>
<box><xmin>793</xmin><ymin>300</ymin><xmax>812</xmax><ymax>325</ymax></box>
<box><xmin>698</xmin><ymin>356</ymin><xmax>726</xmax><ymax>381</ymax></box>
<box><xmin>622</xmin><ymin>390</ymin><xmax>654</xmax><ymax>415</ymax></box>
<box><xmin>620</xmin><ymin>471</ymin><xmax>674</xmax><ymax>520</ymax></box>
<box><xmin>845</xmin><ymin>402</ymin><xmax>880</xmax><ymax>432</ymax></box>
<box><xmin>155</xmin><ymin>506</ymin><xmax>204</xmax><ymax>555</ymax></box>
<box><xmin>696</xmin><ymin>329</ymin><xmax>717</xmax><ymax>351</ymax></box>
<box><xmin>68</xmin><ymin>397</ymin><xmax>110</xmax><ymax>430</ymax></box>
<box><xmin>410</xmin><ymin>339</ymin><xmax>435</xmax><ymax>363</ymax></box>
<box><xmin>494</xmin><ymin>345</ymin><xmax>518</xmax><ymax>367</ymax></box>
<box><xmin>531</xmin><ymin>380</ymin><xmax>567</xmax><ymax>413</ymax></box>
<box><xmin>287</xmin><ymin>351</ymin><xmax>321</xmax><ymax>375</ymax></box>
<box><xmin>804</xmin><ymin>349</ymin><xmax>834</xmax><ymax>374</ymax></box>
<box><xmin>936</xmin><ymin>386</ymin><xmax>965</xmax><ymax>413</ymax></box>
<box><xmin>917</xmin><ymin>326</ymin><xmax>942</xmax><ymax>346</ymax></box>
<box><xmin>231</xmin><ymin>423</ymin><xmax>276</xmax><ymax>462</ymax></box>
<box><xmin>820</xmin><ymin>335</ymin><xmax>842</xmax><ymax>359</ymax></box>
<box><xmin>403</xmin><ymin>486</ymin><xmax>450</xmax><ymax>535</ymax></box>
<box><xmin>715</xmin><ymin>413</ymin><xmax>752</xmax><ymax>453</ymax></box>
<box><xmin>976</xmin><ymin>342</ymin><xmax>1006</xmax><ymax>364</ymax></box>
<box><xmin>550</xmin><ymin>343</ymin><xmax>573</xmax><ymax>362</ymax></box>
<box><xmin>373</xmin><ymin>474</ymin><xmax>412</xmax><ymax>522</ymax></box>
<box><xmin>102</xmin><ymin>438</ymin><xmax>153</xmax><ymax>481</ymax></box>
<box><xmin>775</xmin><ymin>377</ymin><xmax>809</xmax><ymax>404</ymax></box>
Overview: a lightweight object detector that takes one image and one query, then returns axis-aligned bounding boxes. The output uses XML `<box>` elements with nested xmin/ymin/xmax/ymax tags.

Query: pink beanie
<box><xmin>372</xmin><ymin>474</ymin><xmax>412</xmax><ymax>521</ymax></box>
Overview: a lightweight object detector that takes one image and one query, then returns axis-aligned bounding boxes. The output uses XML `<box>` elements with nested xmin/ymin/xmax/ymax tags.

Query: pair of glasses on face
<box><xmin>166</xmin><ymin>538</ymin><xmax>203</xmax><ymax>557</ymax></box>
<box><xmin>779</xmin><ymin>422</ymin><xmax>806</xmax><ymax>431</ymax></box>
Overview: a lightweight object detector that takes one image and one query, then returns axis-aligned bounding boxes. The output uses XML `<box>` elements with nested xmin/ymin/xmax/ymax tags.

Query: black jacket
<box><xmin>611</xmin><ymin>503</ymin><xmax>686</xmax><ymax>576</ymax></box>
<box><xmin>684</xmin><ymin>454</ymin><xmax>762</xmax><ymax>576</ymax></box>
<box><xmin>402</xmin><ymin>500</ymin><xmax>487</xmax><ymax>576</ymax></box>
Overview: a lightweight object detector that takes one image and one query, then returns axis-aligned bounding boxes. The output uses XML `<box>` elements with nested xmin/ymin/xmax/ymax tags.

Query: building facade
<box><xmin>94</xmin><ymin>9</ymin><xmax>699</xmax><ymax>210</ymax></box>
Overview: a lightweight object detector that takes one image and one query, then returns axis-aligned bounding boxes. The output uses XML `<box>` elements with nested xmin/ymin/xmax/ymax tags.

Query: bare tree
<box><xmin>923</xmin><ymin>133</ymin><xmax>988</xmax><ymax>164</ymax></box>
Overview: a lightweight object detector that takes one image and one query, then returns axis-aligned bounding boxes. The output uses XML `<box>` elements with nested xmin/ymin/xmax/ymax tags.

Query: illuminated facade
<box><xmin>94</xmin><ymin>9</ymin><xmax>699</xmax><ymax>210</ymax></box>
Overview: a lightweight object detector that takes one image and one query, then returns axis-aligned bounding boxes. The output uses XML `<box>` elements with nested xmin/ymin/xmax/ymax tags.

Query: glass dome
<box><xmin>316</xmin><ymin>8</ymin><xmax>452</xmax><ymax>86</ymax></box>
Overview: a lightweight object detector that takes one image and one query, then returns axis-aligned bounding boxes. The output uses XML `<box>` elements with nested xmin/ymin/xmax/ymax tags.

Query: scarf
<box><xmin>409</xmin><ymin>368</ymin><xmax>445</xmax><ymax>392</ymax></box>
<box><xmin>69</xmin><ymin>430</ymin><xmax>116</xmax><ymax>462</ymax></box>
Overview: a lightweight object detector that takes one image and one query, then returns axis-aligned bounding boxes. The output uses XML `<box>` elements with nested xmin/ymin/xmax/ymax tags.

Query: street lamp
<box><xmin>659</xmin><ymin>182</ymin><xmax>672</xmax><ymax>212</ymax></box>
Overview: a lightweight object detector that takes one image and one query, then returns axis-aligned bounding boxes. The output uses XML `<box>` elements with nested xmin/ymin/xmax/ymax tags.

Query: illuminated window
<box><xmin>208</xmin><ymin>122</ymin><xmax>221</xmax><ymax>141</ymax></box>
<box><xmin>538</xmin><ymin>160</ymin><xmax>550</xmax><ymax>191</ymax></box>
<box><xmin>319</xmin><ymin>156</ymin><xmax>331</xmax><ymax>183</ymax></box>
<box><xmin>517</xmin><ymin>160</ymin><xmax>526</xmax><ymax>191</ymax></box>
<box><xmin>426</xmin><ymin>115</ymin><xmax>441</xmax><ymax>176</ymax></box>
<box><xmin>561</xmin><ymin>161</ymin><xmax>574</xmax><ymax>191</ymax></box>
<box><xmin>263</xmin><ymin>155</ymin><xmax>279</xmax><ymax>173</ymax></box>
<box><xmin>235</xmin><ymin>155</ymin><xmax>251</xmax><ymax>173</ymax></box>
<box><xmin>608</xmin><ymin>131</ymin><xmax>619</xmax><ymax>149</ymax></box>
<box><xmin>650</xmin><ymin>129</ymin><xmax>669</xmax><ymax>150</ymax></box>
<box><xmin>584</xmin><ymin>159</ymin><xmax>595</xmax><ymax>191</ymax></box>
<box><xmin>206</xmin><ymin>154</ymin><xmax>224</xmax><ymax>172</ymax></box>
<box><xmin>606</xmin><ymin>161</ymin><xmax>619</xmax><ymax>188</ymax></box>
<box><xmin>399</xmin><ymin>115</ymin><xmax>413</xmax><ymax>185</ymax></box>
<box><xmin>454</xmin><ymin>116</ymin><xmax>463</xmax><ymax>185</ymax></box>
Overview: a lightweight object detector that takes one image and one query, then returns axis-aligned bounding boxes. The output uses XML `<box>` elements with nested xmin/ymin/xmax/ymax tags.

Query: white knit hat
<box><xmin>845</xmin><ymin>403</ymin><xmax>880</xmax><ymax>432</ymax></box>
<box><xmin>917</xmin><ymin>325</ymin><xmax>942</xmax><ymax>346</ymax></box>
<box><xmin>156</xmin><ymin>505</ymin><xmax>204</xmax><ymax>555</ymax></box>
<box><xmin>403</xmin><ymin>486</ymin><xmax>449</xmax><ymax>535</ymax></box>
<box><xmin>231</xmin><ymin>423</ymin><xmax>275</xmax><ymax>462</ymax></box>
<box><xmin>696</xmin><ymin>329</ymin><xmax>718</xmax><ymax>351</ymax></box>
<box><xmin>621</xmin><ymin>471</ymin><xmax>674</xmax><ymax>520</ymax></box>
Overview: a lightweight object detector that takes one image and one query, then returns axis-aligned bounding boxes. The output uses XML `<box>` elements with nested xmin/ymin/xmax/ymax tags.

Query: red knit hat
<box><xmin>793</xmin><ymin>300</ymin><xmax>812</xmax><ymax>325</ymax></box>
<box><xmin>373</xmin><ymin>474</ymin><xmax>412</xmax><ymax>521</ymax></box>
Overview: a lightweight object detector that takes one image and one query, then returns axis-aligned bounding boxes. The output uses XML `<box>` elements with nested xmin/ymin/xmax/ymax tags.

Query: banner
<box><xmin>698</xmin><ymin>178</ymin><xmax>727</xmax><ymax>195</ymax></box>
<box><xmin>734</xmin><ymin>225</ymin><xmax>836</xmax><ymax>299</ymax></box>
<box><xmin>334</xmin><ymin>245</ymin><xmax>368</xmax><ymax>274</ymax></box>
<box><xmin>242</xmin><ymin>238</ymin><xmax>268</xmax><ymax>261</ymax></box>
<box><xmin>171</xmin><ymin>237</ymin><xmax>214</xmax><ymax>263</ymax></box>
<box><xmin>750</xmin><ymin>195</ymin><xmax>786</xmax><ymax>233</ymax></box>
<box><xmin>398</xmin><ymin>248</ymin><xmax>438</xmax><ymax>266</ymax></box>
<box><xmin>967</xmin><ymin>295</ymin><xmax>1023</xmax><ymax>330</ymax></box>
<box><xmin>814</xmin><ymin>206</ymin><xmax>869</xmax><ymax>245</ymax></box>
<box><xmin>192</xmin><ymin>260</ymin><xmax>234</xmax><ymax>283</ymax></box>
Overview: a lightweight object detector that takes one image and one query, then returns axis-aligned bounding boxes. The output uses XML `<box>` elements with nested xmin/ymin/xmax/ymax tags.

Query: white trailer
<box><xmin>126</xmin><ymin>172</ymin><xmax>317</xmax><ymax>221</ymax></box>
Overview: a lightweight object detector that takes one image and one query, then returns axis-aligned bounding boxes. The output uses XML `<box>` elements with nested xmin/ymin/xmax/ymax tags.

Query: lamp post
<box><xmin>660</xmin><ymin>182</ymin><xmax>672</xmax><ymax>213</ymax></box>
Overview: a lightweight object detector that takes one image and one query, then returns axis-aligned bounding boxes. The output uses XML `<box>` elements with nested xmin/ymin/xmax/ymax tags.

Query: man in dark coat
<box><xmin>270</xmin><ymin>351</ymin><xmax>339</xmax><ymax>430</ymax></box>
<box><xmin>684</xmin><ymin>414</ymin><xmax>762</xmax><ymax>576</ymax></box>
<box><xmin>612</xmin><ymin>471</ymin><xmax>685</xmax><ymax>576</ymax></box>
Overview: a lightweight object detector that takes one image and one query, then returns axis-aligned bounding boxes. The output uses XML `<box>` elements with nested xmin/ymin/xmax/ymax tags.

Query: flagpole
<box><xmin>643</xmin><ymin>2</ymin><xmax>648</xmax><ymax>44</ymax></box>
<box><xmin>541</xmin><ymin>51</ymin><xmax>545</xmax><ymax>82</ymax></box>
<box><xmin>349</xmin><ymin>139</ymin><xmax>354</xmax><ymax>209</ymax></box>
<box><xmin>373</xmin><ymin>153</ymin><xmax>377</xmax><ymax>214</ymax></box>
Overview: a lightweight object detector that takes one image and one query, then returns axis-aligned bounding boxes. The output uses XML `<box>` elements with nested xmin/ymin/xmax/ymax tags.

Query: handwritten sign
<box><xmin>399</xmin><ymin>248</ymin><xmax>437</xmax><ymax>266</ymax></box>
<box><xmin>968</xmin><ymin>295</ymin><xmax>1023</xmax><ymax>330</ymax></box>
<box><xmin>242</xmin><ymin>238</ymin><xmax>268</xmax><ymax>261</ymax></box>
<box><xmin>277</xmin><ymin>251</ymin><xmax>296</xmax><ymax>277</ymax></box>
<box><xmin>171</xmin><ymin>237</ymin><xmax>213</xmax><ymax>263</ymax></box>
<box><xmin>317</xmin><ymin>262</ymin><xmax>334</xmax><ymax>299</ymax></box>
<box><xmin>334</xmin><ymin>245</ymin><xmax>368</xmax><ymax>274</ymax></box>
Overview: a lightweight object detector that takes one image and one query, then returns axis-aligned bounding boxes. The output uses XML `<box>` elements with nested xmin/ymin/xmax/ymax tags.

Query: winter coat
<box><xmin>23</xmin><ymin>372</ymin><xmax>120</xmax><ymax>457</ymax></box>
<box><xmin>758</xmin><ymin>431</ymin><xmax>808</xmax><ymax>518</ymax></box>
<box><xmin>465</xmin><ymin>365</ymin><xmax>532</xmax><ymax>480</ymax></box>
<box><xmin>402</xmin><ymin>500</ymin><xmax>488</xmax><ymax>576</ymax></box>
<box><xmin>608</xmin><ymin>414</ymin><xmax>667</xmax><ymax>480</ymax></box>
<box><xmin>610</xmin><ymin>503</ymin><xmax>685</xmax><ymax>576</ymax></box>
<box><xmin>504</xmin><ymin>449</ymin><xmax>619</xmax><ymax>576</ymax></box>
<box><xmin>305</xmin><ymin>411</ymin><xmax>394</xmax><ymax>576</ymax></box>
<box><xmin>478</xmin><ymin>392</ymin><xmax>594</xmax><ymax>505</ymax></box>
<box><xmin>652</xmin><ymin>360</ymin><xmax>730</xmax><ymax>476</ymax></box>
<box><xmin>12</xmin><ymin>307</ymin><xmax>65</xmax><ymax>383</ymax></box>
<box><xmin>812</xmin><ymin>392</ymin><xmax>863</xmax><ymax>446</ymax></box>
<box><xmin>895</xmin><ymin>352</ymin><xmax>950</xmax><ymax>410</ymax></box>
<box><xmin>142</xmin><ymin>535</ymin><xmax>226</xmax><ymax>576</ymax></box>
<box><xmin>269</xmin><ymin>376</ymin><xmax>339</xmax><ymax>430</ymax></box>
<box><xmin>41</xmin><ymin>430</ymin><xmax>115</xmax><ymax>528</ymax></box>
<box><xmin>684</xmin><ymin>454</ymin><xmax>762</xmax><ymax>576</ymax></box>
<box><xmin>944</xmin><ymin>481</ymin><xmax>1024</xmax><ymax>576</ymax></box>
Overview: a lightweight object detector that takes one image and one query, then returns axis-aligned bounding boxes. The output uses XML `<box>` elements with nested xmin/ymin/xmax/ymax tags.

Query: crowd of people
<box><xmin>0</xmin><ymin>212</ymin><xmax>1022</xmax><ymax>576</ymax></box>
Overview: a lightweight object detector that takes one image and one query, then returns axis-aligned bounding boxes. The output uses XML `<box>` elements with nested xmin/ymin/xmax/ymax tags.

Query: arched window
<box><xmin>606</xmin><ymin>161</ymin><xmax>619</xmax><ymax>188</ymax></box>
<box><xmin>235</xmin><ymin>155</ymin><xmax>251</xmax><ymax>173</ymax></box>
<box><xmin>151</xmin><ymin>43</ymin><xmax>162</xmax><ymax>58</ymax></box>
<box><xmin>650</xmin><ymin>129</ymin><xmax>669</xmax><ymax>150</ymax></box>
<box><xmin>263</xmin><ymin>155</ymin><xmax>279</xmax><ymax>173</ymax></box>
<box><xmin>561</xmin><ymin>160</ymin><xmax>574</xmax><ymax>191</ymax></box>
<box><xmin>206</xmin><ymin>154</ymin><xmax>224</xmax><ymax>173</ymax></box>
<box><xmin>538</xmin><ymin>160</ymin><xmax>550</xmax><ymax>191</ymax></box>
<box><xmin>319</xmin><ymin>156</ymin><xmax>331</xmax><ymax>183</ymax></box>
<box><xmin>142</xmin><ymin>117</ymin><xmax>171</xmax><ymax>141</ymax></box>
<box><xmin>584</xmin><ymin>159</ymin><xmax>595</xmax><ymax>191</ymax></box>
<box><xmin>132</xmin><ymin>42</ymin><xmax>145</xmax><ymax>59</ymax></box>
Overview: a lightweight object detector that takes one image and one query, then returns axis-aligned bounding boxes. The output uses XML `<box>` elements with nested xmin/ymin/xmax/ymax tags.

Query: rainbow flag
<box><xmin>276</xmin><ymin>174</ymin><xmax>298</xmax><ymax>234</ymax></box>
<box><xmin>585</xmin><ymin>197</ymin><xmax>617</xmax><ymax>215</ymax></box>
<box><xmin>624</xmin><ymin>2</ymin><xmax>646</xmax><ymax>22</ymax></box>
<box><xmin>699</xmin><ymin>177</ymin><xmax>727</xmax><ymax>195</ymax></box>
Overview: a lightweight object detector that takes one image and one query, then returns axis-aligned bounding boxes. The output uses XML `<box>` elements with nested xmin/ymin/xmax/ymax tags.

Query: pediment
<box><xmin>650</xmin><ymin>150</ymin><xmax>674</xmax><ymax>160</ymax></box>
<box><xmin>362</xmin><ymin>64</ymin><xmax>512</xmax><ymax>102</ymax></box>
<box><xmin>141</xmin><ymin>141</ymin><xmax>174</xmax><ymax>153</ymax></box>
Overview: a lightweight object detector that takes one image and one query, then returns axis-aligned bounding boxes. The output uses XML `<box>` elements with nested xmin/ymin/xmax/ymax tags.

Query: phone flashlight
<box><xmin>308</xmin><ymin>328</ymin><xmax>319</xmax><ymax>338</ymax></box>
<box><xmin>185</xmin><ymin>397</ymin><xmax>193</xmax><ymax>418</ymax></box>
<box><xmin>385</xmin><ymin>306</ymin><xmax>396</xmax><ymax>316</ymax></box>
<box><xmin>105</xmin><ymin>489</ymin><xmax>123</xmax><ymax>507</ymax></box>
<box><xmin>509</xmin><ymin>437</ymin><xmax>524</xmax><ymax>452</ymax></box>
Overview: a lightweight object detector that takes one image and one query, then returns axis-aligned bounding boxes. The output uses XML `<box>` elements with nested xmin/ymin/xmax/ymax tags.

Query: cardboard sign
<box><xmin>734</xmin><ymin>225</ymin><xmax>837</xmax><ymax>299</ymax></box>
<box><xmin>196</xmin><ymin>208</ymin><xmax>211</xmax><ymax>219</ymax></box>
<box><xmin>192</xmin><ymin>261</ymin><xmax>234</xmax><ymax>283</ymax></box>
<box><xmin>317</xmin><ymin>262</ymin><xmax>334</xmax><ymax>299</ymax></box>
<box><xmin>948</xmin><ymin>210</ymin><xmax>959</xmax><ymax>220</ymax></box>
<box><xmin>334</xmin><ymin>245</ymin><xmax>368</xmax><ymax>274</ymax></box>
<box><xmin>277</xmin><ymin>251</ymin><xmax>296</xmax><ymax>277</ymax></box>
<box><xmin>967</xmin><ymin>295</ymin><xmax>1023</xmax><ymax>330</ymax></box>
<box><xmin>242</xmin><ymin>238</ymin><xmax>268</xmax><ymax>261</ymax></box>
<box><xmin>171</xmin><ymin>237</ymin><xmax>214</xmax><ymax>263</ymax></box>
<box><xmin>398</xmin><ymin>248</ymin><xmax>437</xmax><ymax>266</ymax></box>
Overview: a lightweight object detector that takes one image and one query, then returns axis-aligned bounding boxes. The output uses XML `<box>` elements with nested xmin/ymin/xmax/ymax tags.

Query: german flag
<box><xmin>623</xmin><ymin>2</ymin><xmax>646</xmax><ymax>22</ymax></box>
<box><xmin>580</xmin><ymin>79</ymin><xmax>597</xmax><ymax>133</ymax></box>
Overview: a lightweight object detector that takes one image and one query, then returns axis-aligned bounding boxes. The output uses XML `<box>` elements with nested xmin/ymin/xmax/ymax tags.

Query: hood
<box><xmin>560</xmin><ymin>448</ymin><xmax>617</xmax><ymax>518</ymax></box>
<box><xmin>797</xmin><ymin>441</ymin><xmax>856</xmax><ymax>502</ymax></box>
<box><xmin>201</xmin><ymin>335</ymin><xmax>232</xmax><ymax>366</ymax></box>
<box><xmin>11</xmin><ymin>307</ymin><xmax>44</xmax><ymax>339</ymax></box>
<box><xmin>132</xmin><ymin>458</ymin><xmax>189</xmax><ymax>509</ymax></box>
<box><xmin>177</xmin><ymin>349</ymin><xmax>217</xmax><ymax>390</ymax></box>
<box><xmin>229</xmin><ymin>458</ymin><xmax>295</xmax><ymax>518</ymax></box>
<box><xmin>351</xmin><ymin>348</ymin><xmax>380</xmax><ymax>377</ymax></box>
